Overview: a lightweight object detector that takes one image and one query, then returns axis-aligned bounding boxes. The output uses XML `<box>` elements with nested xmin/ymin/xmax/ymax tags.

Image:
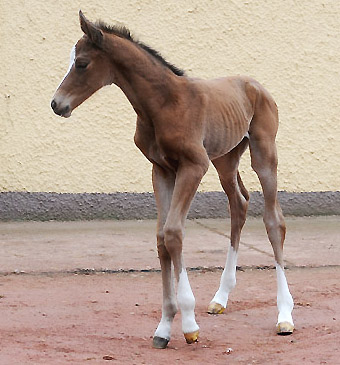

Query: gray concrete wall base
<box><xmin>0</xmin><ymin>191</ymin><xmax>339</xmax><ymax>221</ymax></box>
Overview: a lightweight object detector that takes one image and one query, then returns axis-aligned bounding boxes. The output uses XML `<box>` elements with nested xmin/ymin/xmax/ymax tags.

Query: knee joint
<box><xmin>157</xmin><ymin>230</ymin><xmax>165</xmax><ymax>244</ymax></box>
<box><xmin>157</xmin><ymin>242</ymin><xmax>169</xmax><ymax>260</ymax></box>
<box><xmin>163</xmin><ymin>225</ymin><xmax>183</xmax><ymax>254</ymax></box>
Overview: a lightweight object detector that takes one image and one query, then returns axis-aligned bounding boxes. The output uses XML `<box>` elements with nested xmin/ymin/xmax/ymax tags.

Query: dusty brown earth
<box><xmin>0</xmin><ymin>268</ymin><xmax>339</xmax><ymax>364</ymax></box>
<box><xmin>0</xmin><ymin>217</ymin><xmax>339</xmax><ymax>364</ymax></box>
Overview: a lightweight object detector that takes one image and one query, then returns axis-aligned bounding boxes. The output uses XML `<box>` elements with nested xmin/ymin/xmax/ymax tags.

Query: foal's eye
<box><xmin>75</xmin><ymin>61</ymin><xmax>89</xmax><ymax>70</ymax></box>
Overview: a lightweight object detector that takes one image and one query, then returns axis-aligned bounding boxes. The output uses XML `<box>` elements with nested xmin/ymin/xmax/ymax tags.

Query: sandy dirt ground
<box><xmin>0</xmin><ymin>217</ymin><xmax>339</xmax><ymax>364</ymax></box>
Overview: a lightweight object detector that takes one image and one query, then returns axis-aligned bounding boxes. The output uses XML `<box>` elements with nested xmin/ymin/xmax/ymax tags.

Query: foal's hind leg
<box><xmin>249</xmin><ymin>124</ymin><xmax>294</xmax><ymax>334</ymax></box>
<box><xmin>208</xmin><ymin>138</ymin><xmax>249</xmax><ymax>314</ymax></box>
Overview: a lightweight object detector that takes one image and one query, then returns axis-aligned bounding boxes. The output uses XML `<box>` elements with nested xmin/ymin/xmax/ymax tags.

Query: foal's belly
<box><xmin>203</xmin><ymin>117</ymin><xmax>250</xmax><ymax>160</ymax></box>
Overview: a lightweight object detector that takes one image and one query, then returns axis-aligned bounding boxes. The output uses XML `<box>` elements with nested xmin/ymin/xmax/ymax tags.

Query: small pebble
<box><xmin>103</xmin><ymin>355</ymin><xmax>115</xmax><ymax>360</ymax></box>
<box><xmin>223</xmin><ymin>347</ymin><xmax>233</xmax><ymax>355</ymax></box>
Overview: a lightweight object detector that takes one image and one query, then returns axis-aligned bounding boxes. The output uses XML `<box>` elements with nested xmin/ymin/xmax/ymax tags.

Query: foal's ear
<box><xmin>79</xmin><ymin>10</ymin><xmax>103</xmax><ymax>47</ymax></box>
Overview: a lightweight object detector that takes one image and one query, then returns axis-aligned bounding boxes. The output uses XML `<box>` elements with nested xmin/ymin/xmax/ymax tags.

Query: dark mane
<box><xmin>95</xmin><ymin>21</ymin><xmax>185</xmax><ymax>77</ymax></box>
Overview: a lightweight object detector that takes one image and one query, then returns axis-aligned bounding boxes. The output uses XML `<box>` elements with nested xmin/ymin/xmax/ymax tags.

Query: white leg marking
<box><xmin>154</xmin><ymin>304</ymin><xmax>174</xmax><ymax>340</ymax></box>
<box><xmin>276</xmin><ymin>263</ymin><xmax>294</xmax><ymax>325</ymax></box>
<box><xmin>177</xmin><ymin>268</ymin><xmax>199</xmax><ymax>334</ymax></box>
<box><xmin>211</xmin><ymin>245</ymin><xmax>238</xmax><ymax>307</ymax></box>
<box><xmin>154</xmin><ymin>267</ymin><xmax>176</xmax><ymax>340</ymax></box>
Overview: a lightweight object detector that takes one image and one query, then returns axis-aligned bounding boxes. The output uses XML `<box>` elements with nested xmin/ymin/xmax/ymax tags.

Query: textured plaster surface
<box><xmin>1</xmin><ymin>0</ymin><xmax>340</xmax><ymax>193</ymax></box>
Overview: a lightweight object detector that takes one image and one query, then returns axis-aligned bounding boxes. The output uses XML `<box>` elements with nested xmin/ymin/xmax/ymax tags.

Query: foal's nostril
<box><xmin>51</xmin><ymin>98</ymin><xmax>71</xmax><ymax>117</ymax></box>
<box><xmin>51</xmin><ymin>99</ymin><xmax>57</xmax><ymax>111</ymax></box>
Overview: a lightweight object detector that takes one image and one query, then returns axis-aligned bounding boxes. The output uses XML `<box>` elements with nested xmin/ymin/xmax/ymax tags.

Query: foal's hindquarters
<box><xmin>208</xmin><ymin>85</ymin><xmax>294</xmax><ymax>335</ymax></box>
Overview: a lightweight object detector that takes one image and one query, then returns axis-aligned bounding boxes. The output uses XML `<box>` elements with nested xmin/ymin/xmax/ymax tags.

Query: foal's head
<box><xmin>51</xmin><ymin>11</ymin><xmax>112</xmax><ymax>117</ymax></box>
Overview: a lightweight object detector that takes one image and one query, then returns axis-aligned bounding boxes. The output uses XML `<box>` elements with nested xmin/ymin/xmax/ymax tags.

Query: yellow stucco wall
<box><xmin>1</xmin><ymin>0</ymin><xmax>339</xmax><ymax>193</ymax></box>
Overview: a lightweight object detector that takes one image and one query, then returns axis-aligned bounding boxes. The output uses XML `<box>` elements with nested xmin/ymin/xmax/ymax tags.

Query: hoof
<box><xmin>207</xmin><ymin>301</ymin><xmax>225</xmax><ymax>314</ymax></box>
<box><xmin>184</xmin><ymin>330</ymin><xmax>199</xmax><ymax>344</ymax></box>
<box><xmin>153</xmin><ymin>336</ymin><xmax>169</xmax><ymax>349</ymax></box>
<box><xmin>277</xmin><ymin>322</ymin><xmax>294</xmax><ymax>335</ymax></box>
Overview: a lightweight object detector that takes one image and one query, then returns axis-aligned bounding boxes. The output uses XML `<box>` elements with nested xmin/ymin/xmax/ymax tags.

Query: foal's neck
<box><xmin>106</xmin><ymin>35</ymin><xmax>181</xmax><ymax>120</ymax></box>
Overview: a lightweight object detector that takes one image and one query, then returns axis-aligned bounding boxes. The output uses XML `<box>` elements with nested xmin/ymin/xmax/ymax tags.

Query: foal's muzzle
<box><xmin>51</xmin><ymin>98</ymin><xmax>71</xmax><ymax>118</ymax></box>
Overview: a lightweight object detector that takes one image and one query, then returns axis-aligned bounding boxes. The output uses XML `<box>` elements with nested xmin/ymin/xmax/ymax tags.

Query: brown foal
<box><xmin>51</xmin><ymin>11</ymin><xmax>294</xmax><ymax>349</ymax></box>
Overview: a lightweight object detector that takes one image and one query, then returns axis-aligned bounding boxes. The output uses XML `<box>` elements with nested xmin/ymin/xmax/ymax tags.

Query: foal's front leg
<box><xmin>163</xmin><ymin>158</ymin><xmax>209</xmax><ymax>345</ymax></box>
<box><xmin>152</xmin><ymin>165</ymin><xmax>177</xmax><ymax>349</ymax></box>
